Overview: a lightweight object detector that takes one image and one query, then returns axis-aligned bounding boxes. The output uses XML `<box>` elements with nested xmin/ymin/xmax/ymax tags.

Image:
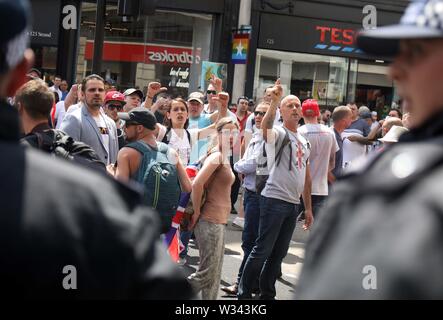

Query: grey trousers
<box><xmin>187</xmin><ymin>219</ymin><xmax>225</xmax><ymax>300</ymax></box>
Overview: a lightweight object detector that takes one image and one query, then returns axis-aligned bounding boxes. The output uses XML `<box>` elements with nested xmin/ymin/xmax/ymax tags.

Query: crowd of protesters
<box><xmin>5</xmin><ymin>0</ymin><xmax>443</xmax><ymax>301</ymax></box>
<box><xmin>7</xmin><ymin>61</ymin><xmax>410</xmax><ymax>300</ymax></box>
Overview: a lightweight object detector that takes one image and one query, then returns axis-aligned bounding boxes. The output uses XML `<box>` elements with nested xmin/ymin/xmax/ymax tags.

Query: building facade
<box><xmin>29</xmin><ymin>0</ymin><xmax>408</xmax><ymax>113</ymax></box>
<box><xmin>245</xmin><ymin>0</ymin><xmax>408</xmax><ymax>113</ymax></box>
<box><xmin>29</xmin><ymin>0</ymin><xmax>240</xmax><ymax>97</ymax></box>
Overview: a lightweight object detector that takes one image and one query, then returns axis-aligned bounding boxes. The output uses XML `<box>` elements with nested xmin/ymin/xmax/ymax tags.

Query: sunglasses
<box><xmin>107</xmin><ymin>104</ymin><xmax>124</xmax><ymax>111</ymax></box>
<box><xmin>254</xmin><ymin>111</ymin><xmax>266</xmax><ymax>117</ymax></box>
<box><xmin>206</xmin><ymin>90</ymin><xmax>217</xmax><ymax>95</ymax></box>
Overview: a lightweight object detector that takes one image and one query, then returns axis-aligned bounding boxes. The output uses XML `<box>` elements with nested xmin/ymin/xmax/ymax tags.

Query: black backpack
<box><xmin>22</xmin><ymin>129</ymin><xmax>106</xmax><ymax>173</ymax></box>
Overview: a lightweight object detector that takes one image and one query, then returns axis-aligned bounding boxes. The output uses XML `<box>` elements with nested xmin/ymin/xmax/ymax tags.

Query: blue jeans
<box><xmin>311</xmin><ymin>195</ymin><xmax>327</xmax><ymax>219</ymax></box>
<box><xmin>238</xmin><ymin>196</ymin><xmax>299</xmax><ymax>300</ymax></box>
<box><xmin>298</xmin><ymin>195</ymin><xmax>328</xmax><ymax>219</ymax></box>
<box><xmin>236</xmin><ymin>189</ymin><xmax>261</xmax><ymax>284</ymax></box>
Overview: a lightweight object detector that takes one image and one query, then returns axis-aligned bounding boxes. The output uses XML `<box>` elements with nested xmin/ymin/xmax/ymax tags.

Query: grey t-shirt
<box><xmin>261</xmin><ymin>126</ymin><xmax>311</xmax><ymax>204</ymax></box>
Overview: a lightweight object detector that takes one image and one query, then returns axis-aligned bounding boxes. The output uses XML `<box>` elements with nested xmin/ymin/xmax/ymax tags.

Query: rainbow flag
<box><xmin>232</xmin><ymin>33</ymin><xmax>249</xmax><ymax>64</ymax></box>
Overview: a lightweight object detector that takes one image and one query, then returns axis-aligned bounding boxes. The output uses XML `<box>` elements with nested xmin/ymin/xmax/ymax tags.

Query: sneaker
<box><xmin>221</xmin><ymin>283</ymin><xmax>238</xmax><ymax>295</ymax></box>
<box><xmin>177</xmin><ymin>257</ymin><xmax>187</xmax><ymax>266</ymax></box>
<box><xmin>232</xmin><ymin>217</ymin><xmax>245</xmax><ymax>229</ymax></box>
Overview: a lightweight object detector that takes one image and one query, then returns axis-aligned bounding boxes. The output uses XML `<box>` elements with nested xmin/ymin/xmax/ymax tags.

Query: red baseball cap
<box><xmin>302</xmin><ymin>99</ymin><xmax>320</xmax><ymax>117</ymax></box>
<box><xmin>105</xmin><ymin>91</ymin><xmax>126</xmax><ymax>105</ymax></box>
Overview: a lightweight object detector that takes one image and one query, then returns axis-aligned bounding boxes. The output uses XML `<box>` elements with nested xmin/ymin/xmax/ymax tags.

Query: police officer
<box><xmin>296</xmin><ymin>0</ymin><xmax>443</xmax><ymax>299</ymax></box>
<box><xmin>0</xmin><ymin>0</ymin><xmax>193</xmax><ymax>299</ymax></box>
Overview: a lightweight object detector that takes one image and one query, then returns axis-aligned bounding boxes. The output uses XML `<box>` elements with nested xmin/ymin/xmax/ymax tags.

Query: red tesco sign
<box><xmin>316</xmin><ymin>26</ymin><xmax>356</xmax><ymax>46</ymax></box>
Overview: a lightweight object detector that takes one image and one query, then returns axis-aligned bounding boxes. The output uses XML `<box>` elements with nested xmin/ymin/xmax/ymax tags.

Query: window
<box><xmin>254</xmin><ymin>49</ymin><xmax>349</xmax><ymax>108</ymax></box>
<box><xmin>76</xmin><ymin>3</ymin><xmax>213</xmax><ymax>97</ymax></box>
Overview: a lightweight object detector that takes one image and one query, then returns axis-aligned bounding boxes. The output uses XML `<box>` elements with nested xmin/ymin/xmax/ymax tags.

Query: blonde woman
<box><xmin>187</xmin><ymin>116</ymin><xmax>239</xmax><ymax>300</ymax></box>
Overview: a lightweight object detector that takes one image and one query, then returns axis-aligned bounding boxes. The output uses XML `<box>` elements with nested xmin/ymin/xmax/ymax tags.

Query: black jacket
<box><xmin>0</xmin><ymin>100</ymin><xmax>193</xmax><ymax>299</ymax></box>
<box><xmin>296</xmin><ymin>112</ymin><xmax>443</xmax><ymax>299</ymax></box>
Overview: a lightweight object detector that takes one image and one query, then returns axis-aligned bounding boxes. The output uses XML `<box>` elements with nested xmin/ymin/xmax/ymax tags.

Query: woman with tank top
<box><xmin>186</xmin><ymin>117</ymin><xmax>238</xmax><ymax>299</ymax></box>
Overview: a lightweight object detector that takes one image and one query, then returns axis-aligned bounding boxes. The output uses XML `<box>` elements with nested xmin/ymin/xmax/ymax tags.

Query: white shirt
<box><xmin>298</xmin><ymin>124</ymin><xmax>339</xmax><ymax>196</ymax></box>
<box><xmin>156</xmin><ymin>125</ymin><xmax>198</xmax><ymax>166</ymax></box>
<box><xmin>245</xmin><ymin>108</ymin><xmax>282</xmax><ymax>134</ymax></box>
<box><xmin>93</xmin><ymin>114</ymin><xmax>110</xmax><ymax>165</ymax></box>
<box><xmin>54</xmin><ymin>101</ymin><xmax>66</xmax><ymax>129</ymax></box>
<box><xmin>50</xmin><ymin>86</ymin><xmax>63</xmax><ymax>101</ymax></box>
<box><xmin>341</xmin><ymin>131</ymin><xmax>366</xmax><ymax>169</ymax></box>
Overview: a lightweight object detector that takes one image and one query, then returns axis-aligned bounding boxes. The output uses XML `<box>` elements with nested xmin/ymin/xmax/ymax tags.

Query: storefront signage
<box><xmin>259</xmin><ymin>14</ymin><xmax>373</xmax><ymax>59</ymax></box>
<box><xmin>314</xmin><ymin>26</ymin><xmax>363</xmax><ymax>54</ymax></box>
<box><xmin>169</xmin><ymin>67</ymin><xmax>190</xmax><ymax>88</ymax></box>
<box><xmin>29</xmin><ymin>0</ymin><xmax>61</xmax><ymax>46</ymax></box>
<box><xmin>85</xmin><ymin>41</ymin><xmax>201</xmax><ymax>65</ymax></box>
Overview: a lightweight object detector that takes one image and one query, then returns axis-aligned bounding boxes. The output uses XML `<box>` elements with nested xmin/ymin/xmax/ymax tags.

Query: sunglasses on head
<box><xmin>254</xmin><ymin>111</ymin><xmax>266</xmax><ymax>117</ymax></box>
<box><xmin>206</xmin><ymin>90</ymin><xmax>217</xmax><ymax>95</ymax></box>
<box><xmin>107</xmin><ymin>104</ymin><xmax>124</xmax><ymax>111</ymax></box>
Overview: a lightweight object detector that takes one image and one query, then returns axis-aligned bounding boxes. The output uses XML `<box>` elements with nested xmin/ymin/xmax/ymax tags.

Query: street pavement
<box><xmin>180</xmin><ymin>205</ymin><xmax>311</xmax><ymax>300</ymax></box>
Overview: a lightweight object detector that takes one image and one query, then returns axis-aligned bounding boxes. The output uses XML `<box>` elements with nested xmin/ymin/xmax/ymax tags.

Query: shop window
<box><xmin>354</xmin><ymin>62</ymin><xmax>393</xmax><ymax>115</ymax></box>
<box><xmin>31</xmin><ymin>46</ymin><xmax>58</xmax><ymax>83</ymax></box>
<box><xmin>254</xmin><ymin>49</ymin><xmax>349</xmax><ymax>108</ymax></box>
<box><xmin>76</xmin><ymin>3</ymin><xmax>212</xmax><ymax>98</ymax></box>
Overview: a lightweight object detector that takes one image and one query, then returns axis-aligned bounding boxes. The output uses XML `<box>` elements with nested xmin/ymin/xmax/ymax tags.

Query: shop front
<box><xmin>28</xmin><ymin>0</ymin><xmax>239</xmax><ymax>96</ymax></box>
<box><xmin>28</xmin><ymin>0</ymin><xmax>64</xmax><ymax>83</ymax></box>
<box><xmin>77</xmin><ymin>3</ymin><xmax>212</xmax><ymax>97</ymax></box>
<box><xmin>247</xmin><ymin>1</ymin><xmax>406</xmax><ymax>114</ymax></box>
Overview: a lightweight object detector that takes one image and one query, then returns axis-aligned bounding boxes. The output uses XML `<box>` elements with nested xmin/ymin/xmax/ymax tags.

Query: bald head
<box><xmin>279</xmin><ymin>95</ymin><xmax>302</xmax><ymax>127</ymax></box>
<box><xmin>281</xmin><ymin>95</ymin><xmax>300</xmax><ymax>107</ymax></box>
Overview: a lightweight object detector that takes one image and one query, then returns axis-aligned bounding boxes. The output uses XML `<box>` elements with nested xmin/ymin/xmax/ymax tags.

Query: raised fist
<box><xmin>214</xmin><ymin>91</ymin><xmax>229</xmax><ymax>109</ymax></box>
<box><xmin>147</xmin><ymin>82</ymin><xmax>167</xmax><ymax>99</ymax></box>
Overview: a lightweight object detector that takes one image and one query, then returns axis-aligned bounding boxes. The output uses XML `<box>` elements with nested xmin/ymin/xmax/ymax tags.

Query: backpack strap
<box><xmin>162</xmin><ymin>127</ymin><xmax>172</xmax><ymax>145</ymax></box>
<box><xmin>276</xmin><ymin>127</ymin><xmax>292</xmax><ymax>171</ymax></box>
<box><xmin>162</xmin><ymin>127</ymin><xmax>192</xmax><ymax>147</ymax></box>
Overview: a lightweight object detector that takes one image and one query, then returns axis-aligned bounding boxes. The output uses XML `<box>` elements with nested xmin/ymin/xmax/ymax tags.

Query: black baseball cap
<box><xmin>357</xmin><ymin>0</ymin><xmax>443</xmax><ymax>57</ymax></box>
<box><xmin>118</xmin><ymin>107</ymin><xmax>157</xmax><ymax>130</ymax></box>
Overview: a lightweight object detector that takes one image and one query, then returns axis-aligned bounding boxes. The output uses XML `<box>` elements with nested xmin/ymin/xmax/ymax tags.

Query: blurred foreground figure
<box><xmin>296</xmin><ymin>0</ymin><xmax>443</xmax><ymax>299</ymax></box>
<box><xmin>0</xmin><ymin>0</ymin><xmax>192</xmax><ymax>299</ymax></box>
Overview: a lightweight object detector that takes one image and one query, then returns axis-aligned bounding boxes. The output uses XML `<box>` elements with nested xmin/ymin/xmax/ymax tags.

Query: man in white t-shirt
<box><xmin>238</xmin><ymin>80</ymin><xmax>313</xmax><ymax>300</ymax></box>
<box><xmin>341</xmin><ymin>103</ymin><xmax>371</xmax><ymax>169</ymax></box>
<box><xmin>298</xmin><ymin>99</ymin><xmax>338</xmax><ymax>219</ymax></box>
<box><xmin>49</xmin><ymin>75</ymin><xmax>62</xmax><ymax>101</ymax></box>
